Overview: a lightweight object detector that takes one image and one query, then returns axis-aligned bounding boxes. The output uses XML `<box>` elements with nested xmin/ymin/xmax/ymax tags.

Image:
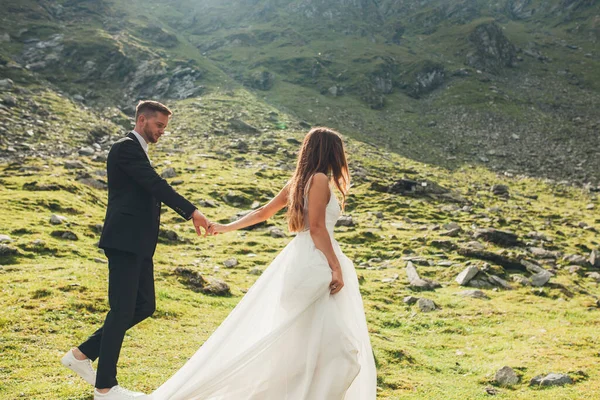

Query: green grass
<box><xmin>1</xmin><ymin>88</ymin><xmax>599</xmax><ymax>399</ymax></box>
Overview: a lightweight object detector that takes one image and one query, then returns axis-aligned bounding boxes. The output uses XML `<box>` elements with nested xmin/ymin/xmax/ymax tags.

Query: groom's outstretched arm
<box><xmin>116</xmin><ymin>139</ymin><xmax>196</xmax><ymax>220</ymax></box>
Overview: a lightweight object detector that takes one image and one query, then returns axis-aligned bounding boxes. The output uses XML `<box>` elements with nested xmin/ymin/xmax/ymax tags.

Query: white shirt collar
<box><xmin>131</xmin><ymin>130</ymin><xmax>149</xmax><ymax>159</ymax></box>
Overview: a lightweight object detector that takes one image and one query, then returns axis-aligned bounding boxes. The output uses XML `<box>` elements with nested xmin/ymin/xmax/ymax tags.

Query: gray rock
<box><xmin>569</xmin><ymin>265</ymin><xmax>583</xmax><ymax>274</ymax></box>
<box><xmin>0</xmin><ymin>79</ymin><xmax>14</xmax><ymax>91</ymax></box>
<box><xmin>512</xmin><ymin>274</ymin><xmax>531</xmax><ymax>286</ymax></box>
<box><xmin>269</xmin><ymin>227</ymin><xmax>286</xmax><ymax>238</ymax></box>
<box><xmin>563</xmin><ymin>254</ymin><xmax>588</xmax><ymax>266</ymax></box>
<box><xmin>50</xmin><ymin>214</ymin><xmax>67</xmax><ymax>225</ymax></box>
<box><xmin>586</xmin><ymin>272</ymin><xmax>600</xmax><ymax>282</ymax></box>
<box><xmin>0</xmin><ymin>235</ymin><xmax>13</xmax><ymax>243</ymax></box>
<box><xmin>529</xmin><ymin>247</ymin><xmax>557</xmax><ymax>259</ymax></box>
<box><xmin>78</xmin><ymin>147</ymin><xmax>95</xmax><ymax>156</ymax></box>
<box><xmin>161</xmin><ymin>167</ymin><xmax>177</xmax><ymax>179</ymax></box>
<box><xmin>473</xmin><ymin>228</ymin><xmax>519</xmax><ymax>246</ymax></box>
<box><xmin>51</xmin><ymin>230</ymin><xmax>78</xmax><ymax>241</ymax></box>
<box><xmin>466</xmin><ymin>22</ymin><xmax>517</xmax><ymax>74</ymax></box>
<box><xmin>336</xmin><ymin>216</ymin><xmax>355</xmax><ymax>227</ymax></box>
<box><xmin>406</xmin><ymin>261</ymin><xmax>420</xmax><ymax>283</ymax></box>
<box><xmin>456</xmin><ymin>265</ymin><xmax>479</xmax><ymax>285</ymax></box>
<box><xmin>495</xmin><ymin>366</ymin><xmax>519</xmax><ymax>386</ymax></box>
<box><xmin>2</xmin><ymin>95</ymin><xmax>17</xmax><ymax>107</ymax></box>
<box><xmin>488</xmin><ymin>275</ymin><xmax>514</xmax><ymax>290</ymax></box>
<box><xmin>530</xmin><ymin>270</ymin><xmax>552</xmax><ymax>287</ymax></box>
<box><xmin>202</xmin><ymin>279</ymin><xmax>231</xmax><ymax>296</ymax></box>
<box><xmin>229</xmin><ymin>118</ymin><xmax>259</xmax><ymax>134</ymax></box>
<box><xmin>77</xmin><ymin>178</ymin><xmax>107</xmax><ymax>190</ymax></box>
<box><xmin>64</xmin><ymin>160</ymin><xmax>86</xmax><ymax>170</ymax></box>
<box><xmin>417</xmin><ymin>298</ymin><xmax>437</xmax><ymax>312</ymax></box>
<box><xmin>249</xmin><ymin>268</ymin><xmax>262</xmax><ymax>276</ymax></box>
<box><xmin>491</xmin><ymin>184</ymin><xmax>509</xmax><ymax>196</ymax></box>
<box><xmin>457</xmin><ymin>290</ymin><xmax>490</xmax><ymax>300</ymax></box>
<box><xmin>457</xmin><ymin>290</ymin><xmax>490</xmax><ymax>299</ymax></box>
<box><xmin>0</xmin><ymin>244</ymin><xmax>19</xmax><ymax>256</ymax></box>
<box><xmin>403</xmin><ymin>296</ymin><xmax>419</xmax><ymax>305</ymax></box>
<box><xmin>590</xmin><ymin>249</ymin><xmax>600</xmax><ymax>268</ymax></box>
<box><xmin>223</xmin><ymin>258</ymin><xmax>238</xmax><ymax>268</ymax></box>
<box><xmin>174</xmin><ymin>267</ymin><xmax>207</xmax><ymax>291</ymax></box>
<box><xmin>530</xmin><ymin>373</ymin><xmax>573</xmax><ymax>387</ymax></box>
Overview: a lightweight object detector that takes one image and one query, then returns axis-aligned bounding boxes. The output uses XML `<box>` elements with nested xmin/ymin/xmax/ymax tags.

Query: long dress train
<box><xmin>148</xmin><ymin>187</ymin><xmax>377</xmax><ymax>400</ymax></box>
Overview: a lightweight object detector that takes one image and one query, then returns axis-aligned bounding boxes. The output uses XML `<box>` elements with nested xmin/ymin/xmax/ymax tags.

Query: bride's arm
<box><xmin>210</xmin><ymin>184</ymin><xmax>290</xmax><ymax>234</ymax></box>
<box><xmin>307</xmin><ymin>173</ymin><xmax>344</xmax><ymax>294</ymax></box>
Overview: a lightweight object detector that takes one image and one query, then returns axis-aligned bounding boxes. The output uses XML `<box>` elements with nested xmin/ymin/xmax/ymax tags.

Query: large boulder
<box><xmin>466</xmin><ymin>22</ymin><xmax>517</xmax><ymax>74</ymax></box>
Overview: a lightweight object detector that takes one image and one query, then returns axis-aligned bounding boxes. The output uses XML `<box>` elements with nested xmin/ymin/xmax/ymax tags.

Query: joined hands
<box><xmin>191</xmin><ymin>210</ymin><xmax>230</xmax><ymax>237</ymax></box>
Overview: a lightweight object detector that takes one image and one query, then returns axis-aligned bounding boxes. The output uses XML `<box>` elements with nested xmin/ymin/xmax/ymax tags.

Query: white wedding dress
<box><xmin>147</xmin><ymin>186</ymin><xmax>377</xmax><ymax>400</ymax></box>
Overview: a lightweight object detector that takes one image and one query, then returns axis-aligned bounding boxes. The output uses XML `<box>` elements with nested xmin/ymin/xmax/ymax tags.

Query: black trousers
<box><xmin>78</xmin><ymin>248</ymin><xmax>156</xmax><ymax>389</ymax></box>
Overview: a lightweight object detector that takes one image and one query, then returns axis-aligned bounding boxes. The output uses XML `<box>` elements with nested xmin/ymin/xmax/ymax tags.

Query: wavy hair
<box><xmin>287</xmin><ymin>127</ymin><xmax>350</xmax><ymax>232</ymax></box>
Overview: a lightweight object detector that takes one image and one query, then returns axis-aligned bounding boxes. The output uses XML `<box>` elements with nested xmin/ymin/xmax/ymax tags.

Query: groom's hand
<box><xmin>191</xmin><ymin>209</ymin><xmax>209</xmax><ymax>237</ymax></box>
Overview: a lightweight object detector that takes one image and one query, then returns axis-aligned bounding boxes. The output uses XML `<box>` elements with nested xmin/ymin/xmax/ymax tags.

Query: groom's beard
<box><xmin>143</xmin><ymin>124</ymin><xmax>160</xmax><ymax>144</ymax></box>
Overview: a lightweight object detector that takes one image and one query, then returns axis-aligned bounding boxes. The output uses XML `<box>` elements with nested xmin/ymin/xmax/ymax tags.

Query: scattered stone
<box><xmin>64</xmin><ymin>160</ymin><xmax>86</xmax><ymax>170</ymax></box>
<box><xmin>529</xmin><ymin>247</ymin><xmax>557</xmax><ymax>259</ymax></box>
<box><xmin>491</xmin><ymin>184</ymin><xmax>509</xmax><ymax>196</ymax></box>
<box><xmin>456</xmin><ymin>265</ymin><xmax>479</xmax><ymax>286</ymax></box>
<box><xmin>473</xmin><ymin>228</ymin><xmax>519</xmax><ymax>247</ymax></box>
<box><xmin>202</xmin><ymin>279</ymin><xmax>231</xmax><ymax>296</ymax></box>
<box><xmin>159</xmin><ymin>229</ymin><xmax>179</xmax><ymax>242</ymax></box>
<box><xmin>160</xmin><ymin>167</ymin><xmax>177</xmax><ymax>179</ymax></box>
<box><xmin>495</xmin><ymin>366</ymin><xmax>519</xmax><ymax>386</ymax></box>
<box><xmin>590</xmin><ymin>249</ymin><xmax>600</xmax><ymax>268</ymax></box>
<box><xmin>485</xmin><ymin>386</ymin><xmax>498</xmax><ymax>395</ymax></box>
<box><xmin>406</xmin><ymin>261</ymin><xmax>440</xmax><ymax>291</ymax></box>
<box><xmin>78</xmin><ymin>177</ymin><xmax>107</xmax><ymax>190</ymax></box>
<box><xmin>0</xmin><ymin>79</ymin><xmax>14</xmax><ymax>91</ymax></box>
<box><xmin>569</xmin><ymin>265</ymin><xmax>583</xmax><ymax>274</ymax></box>
<box><xmin>563</xmin><ymin>254</ymin><xmax>588</xmax><ymax>266</ymax></box>
<box><xmin>586</xmin><ymin>272</ymin><xmax>600</xmax><ymax>282</ymax></box>
<box><xmin>249</xmin><ymin>268</ymin><xmax>262</xmax><ymax>276</ymax></box>
<box><xmin>223</xmin><ymin>258</ymin><xmax>238</xmax><ymax>268</ymax></box>
<box><xmin>488</xmin><ymin>275</ymin><xmax>513</xmax><ymax>290</ymax></box>
<box><xmin>50</xmin><ymin>214</ymin><xmax>67</xmax><ymax>225</ymax></box>
<box><xmin>94</xmin><ymin>258</ymin><xmax>108</xmax><ymax>264</ymax></box>
<box><xmin>78</xmin><ymin>147</ymin><xmax>95</xmax><ymax>156</ymax></box>
<box><xmin>229</xmin><ymin>118</ymin><xmax>259</xmax><ymax>133</ymax></box>
<box><xmin>530</xmin><ymin>270</ymin><xmax>552</xmax><ymax>287</ymax></box>
<box><xmin>0</xmin><ymin>244</ymin><xmax>19</xmax><ymax>256</ymax></box>
<box><xmin>457</xmin><ymin>290</ymin><xmax>490</xmax><ymax>299</ymax></box>
<box><xmin>336</xmin><ymin>216</ymin><xmax>355</xmax><ymax>227</ymax></box>
<box><xmin>529</xmin><ymin>373</ymin><xmax>573</xmax><ymax>387</ymax></box>
<box><xmin>512</xmin><ymin>274</ymin><xmax>531</xmax><ymax>286</ymax></box>
<box><xmin>417</xmin><ymin>298</ymin><xmax>437</xmax><ymax>312</ymax></box>
<box><xmin>174</xmin><ymin>267</ymin><xmax>207</xmax><ymax>290</ymax></box>
<box><xmin>0</xmin><ymin>235</ymin><xmax>13</xmax><ymax>243</ymax></box>
<box><xmin>269</xmin><ymin>227</ymin><xmax>286</xmax><ymax>238</ymax></box>
<box><xmin>50</xmin><ymin>230</ymin><xmax>78</xmax><ymax>240</ymax></box>
<box><xmin>403</xmin><ymin>296</ymin><xmax>419</xmax><ymax>305</ymax></box>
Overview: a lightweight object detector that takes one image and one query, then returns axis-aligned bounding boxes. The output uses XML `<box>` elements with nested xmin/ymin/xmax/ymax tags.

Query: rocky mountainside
<box><xmin>0</xmin><ymin>0</ymin><xmax>599</xmax><ymax>186</ymax></box>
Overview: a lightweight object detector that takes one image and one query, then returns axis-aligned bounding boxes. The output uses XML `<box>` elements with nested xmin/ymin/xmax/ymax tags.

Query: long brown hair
<box><xmin>287</xmin><ymin>127</ymin><xmax>350</xmax><ymax>232</ymax></box>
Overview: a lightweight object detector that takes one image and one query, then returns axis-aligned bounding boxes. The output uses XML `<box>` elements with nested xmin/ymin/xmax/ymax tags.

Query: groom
<box><xmin>61</xmin><ymin>100</ymin><xmax>210</xmax><ymax>399</ymax></box>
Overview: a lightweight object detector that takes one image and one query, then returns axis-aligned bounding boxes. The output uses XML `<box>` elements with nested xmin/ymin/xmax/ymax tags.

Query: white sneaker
<box><xmin>61</xmin><ymin>348</ymin><xmax>96</xmax><ymax>385</ymax></box>
<box><xmin>94</xmin><ymin>385</ymin><xmax>146</xmax><ymax>399</ymax></box>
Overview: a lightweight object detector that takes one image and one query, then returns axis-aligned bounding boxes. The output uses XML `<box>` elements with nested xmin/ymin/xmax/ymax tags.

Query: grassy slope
<box><xmin>1</xmin><ymin>87</ymin><xmax>599</xmax><ymax>399</ymax></box>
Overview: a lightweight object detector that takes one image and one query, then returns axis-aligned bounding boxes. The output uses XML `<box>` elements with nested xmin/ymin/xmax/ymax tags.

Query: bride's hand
<box><xmin>330</xmin><ymin>269</ymin><xmax>344</xmax><ymax>294</ymax></box>
<box><xmin>208</xmin><ymin>222</ymin><xmax>229</xmax><ymax>235</ymax></box>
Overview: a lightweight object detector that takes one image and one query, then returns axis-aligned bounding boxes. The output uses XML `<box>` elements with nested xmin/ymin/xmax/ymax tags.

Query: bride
<box><xmin>145</xmin><ymin>127</ymin><xmax>377</xmax><ymax>400</ymax></box>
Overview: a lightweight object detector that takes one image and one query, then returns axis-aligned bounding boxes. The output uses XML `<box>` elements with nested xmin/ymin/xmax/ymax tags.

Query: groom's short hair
<box><xmin>135</xmin><ymin>100</ymin><xmax>172</xmax><ymax>122</ymax></box>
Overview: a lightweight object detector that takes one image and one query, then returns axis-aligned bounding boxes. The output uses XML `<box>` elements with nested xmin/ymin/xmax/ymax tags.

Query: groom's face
<box><xmin>142</xmin><ymin>112</ymin><xmax>169</xmax><ymax>144</ymax></box>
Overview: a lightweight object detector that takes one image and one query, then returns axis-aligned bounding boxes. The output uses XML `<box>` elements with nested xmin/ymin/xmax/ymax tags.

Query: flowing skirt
<box><xmin>149</xmin><ymin>231</ymin><xmax>377</xmax><ymax>400</ymax></box>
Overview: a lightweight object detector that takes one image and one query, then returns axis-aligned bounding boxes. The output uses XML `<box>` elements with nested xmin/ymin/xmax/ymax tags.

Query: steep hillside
<box><xmin>1</xmin><ymin>75</ymin><xmax>600</xmax><ymax>398</ymax></box>
<box><xmin>1</xmin><ymin>0</ymin><xmax>599</xmax><ymax>186</ymax></box>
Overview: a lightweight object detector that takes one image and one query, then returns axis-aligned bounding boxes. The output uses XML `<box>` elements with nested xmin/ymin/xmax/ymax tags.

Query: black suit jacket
<box><xmin>99</xmin><ymin>132</ymin><xmax>196</xmax><ymax>258</ymax></box>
